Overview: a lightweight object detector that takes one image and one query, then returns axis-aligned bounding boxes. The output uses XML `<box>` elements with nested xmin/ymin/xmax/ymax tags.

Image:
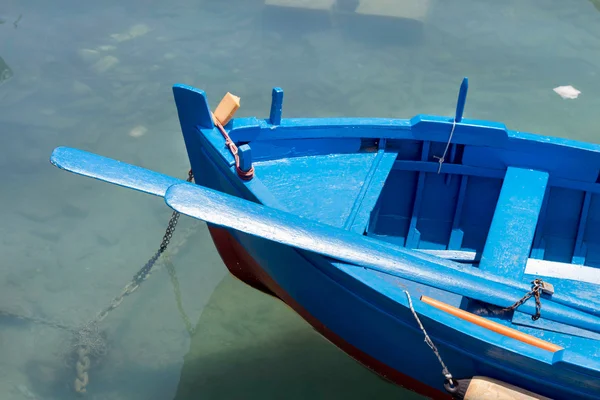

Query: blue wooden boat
<box><xmin>50</xmin><ymin>79</ymin><xmax>600</xmax><ymax>399</ymax></box>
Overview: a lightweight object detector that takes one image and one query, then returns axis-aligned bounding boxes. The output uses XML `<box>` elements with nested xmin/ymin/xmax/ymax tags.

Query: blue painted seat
<box><xmin>478</xmin><ymin>167</ymin><xmax>549</xmax><ymax>279</ymax></box>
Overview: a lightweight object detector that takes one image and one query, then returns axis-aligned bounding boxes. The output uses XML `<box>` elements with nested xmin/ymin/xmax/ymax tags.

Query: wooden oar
<box><xmin>50</xmin><ymin>146</ymin><xmax>600</xmax><ymax>330</ymax></box>
<box><xmin>162</xmin><ymin>182</ymin><xmax>600</xmax><ymax>334</ymax></box>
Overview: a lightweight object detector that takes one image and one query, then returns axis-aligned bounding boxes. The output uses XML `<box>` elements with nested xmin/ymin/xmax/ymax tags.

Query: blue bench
<box><xmin>478</xmin><ymin>167</ymin><xmax>549</xmax><ymax>279</ymax></box>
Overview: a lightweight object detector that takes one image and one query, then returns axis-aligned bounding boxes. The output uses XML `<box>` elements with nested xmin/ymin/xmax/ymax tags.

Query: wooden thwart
<box><xmin>420</xmin><ymin>295</ymin><xmax>563</xmax><ymax>353</ymax></box>
<box><xmin>478</xmin><ymin>167</ymin><xmax>549</xmax><ymax>279</ymax></box>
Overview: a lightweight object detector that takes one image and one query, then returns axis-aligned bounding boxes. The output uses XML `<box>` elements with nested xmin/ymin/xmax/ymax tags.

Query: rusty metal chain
<box><xmin>93</xmin><ymin>169</ymin><xmax>194</xmax><ymax>324</ymax></box>
<box><xmin>73</xmin><ymin>344</ymin><xmax>91</xmax><ymax>393</ymax></box>
<box><xmin>71</xmin><ymin>169</ymin><xmax>195</xmax><ymax>394</ymax></box>
<box><xmin>503</xmin><ymin>278</ymin><xmax>545</xmax><ymax>320</ymax></box>
<box><xmin>0</xmin><ymin>170</ymin><xmax>197</xmax><ymax>395</ymax></box>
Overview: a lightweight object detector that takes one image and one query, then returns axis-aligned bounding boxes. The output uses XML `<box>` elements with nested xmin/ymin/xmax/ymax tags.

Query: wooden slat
<box><xmin>530</xmin><ymin>185</ymin><xmax>550</xmax><ymax>260</ymax></box>
<box><xmin>448</xmin><ymin>175</ymin><xmax>468</xmax><ymax>250</ymax></box>
<box><xmin>572</xmin><ymin>191</ymin><xmax>592</xmax><ymax>265</ymax></box>
<box><xmin>478</xmin><ymin>167</ymin><xmax>549</xmax><ymax>279</ymax></box>
<box><xmin>406</xmin><ymin>141</ymin><xmax>430</xmax><ymax>248</ymax></box>
<box><xmin>524</xmin><ymin>258</ymin><xmax>600</xmax><ymax>286</ymax></box>
<box><xmin>345</xmin><ymin>148</ymin><xmax>398</xmax><ymax>234</ymax></box>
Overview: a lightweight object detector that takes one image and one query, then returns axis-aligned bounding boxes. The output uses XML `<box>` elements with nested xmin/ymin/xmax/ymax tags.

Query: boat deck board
<box><xmin>253</xmin><ymin>152</ymin><xmax>384</xmax><ymax>228</ymax></box>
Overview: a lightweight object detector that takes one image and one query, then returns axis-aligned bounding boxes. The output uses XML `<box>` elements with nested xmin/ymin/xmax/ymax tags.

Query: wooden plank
<box><xmin>572</xmin><ymin>191</ymin><xmax>592</xmax><ymax>265</ymax></box>
<box><xmin>524</xmin><ymin>258</ymin><xmax>600</xmax><ymax>286</ymax></box>
<box><xmin>478</xmin><ymin>167</ymin><xmax>549</xmax><ymax>279</ymax></box>
<box><xmin>448</xmin><ymin>175</ymin><xmax>468</xmax><ymax>250</ymax></box>
<box><xmin>345</xmin><ymin>144</ymin><xmax>398</xmax><ymax>234</ymax></box>
<box><xmin>406</xmin><ymin>141</ymin><xmax>430</xmax><ymax>248</ymax></box>
<box><xmin>530</xmin><ymin>185</ymin><xmax>550</xmax><ymax>260</ymax></box>
<box><xmin>391</xmin><ymin>158</ymin><xmax>600</xmax><ymax>198</ymax></box>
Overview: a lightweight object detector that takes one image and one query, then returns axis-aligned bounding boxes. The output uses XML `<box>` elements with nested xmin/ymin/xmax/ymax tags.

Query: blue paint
<box><xmin>448</xmin><ymin>175</ymin><xmax>468</xmax><ymax>250</ymax></box>
<box><xmin>405</xmin><ymin>142</ymin><xmax>430</xmax><ymax>248</ymax></box>
<box><xmin>50</xmin><ymin>79</ymin><xmax>600</xmax><ymax>400</ymax></box>
<box><xmin>253</xmin><ymin>152</ymin><xmax>378</xmax><ymax>228</ymax></box>
<box><xmin>161</xmin><ymin>182</ymin><xmax>600</xmax><ymax>333</ymax></box>
<box><xmin>454</xmin><ymin>77</ymin><xmax>468</xmax><ymax>123</ymax></box>
<box><xmin>479</xmin><ymin>167</ymin><xmax>549</xmax><ymax>279</ymax></box>
<box><xmin>269</xmin><ymin>87</ymin><xmax>284</xmax><ymax>125</ymax></box>
<box><xmin>172</xmin><ymin>84</ymin><xmax>213</xmax><ymax>130</ymax></box>
<box><xmin>237</xmin><ymin>144</ymin><xmax>253</xmax><ymax>173</ymax></box>
<box><xmin>512</xmin><ymin>311</ymin><xmax>600</xmax><ymax>341</ymax></box>
<box><xmin>531</xmin><ymin>185</ymin><xmax>551</xmax><ymax>260</ymax></box>
<box><xmin>49</xmin><ymin>146</ymin><xmax>181</xmax><ymax>196</ymax></box>
<box><xmin>346</xmin><ymin>147</ymin><xmax>398</xmax><ymax>234</ymax></box>
<box><xmin>573</xmin><ymin>191</ymin><xmax>592</xmax><ymax>265</ymax></box>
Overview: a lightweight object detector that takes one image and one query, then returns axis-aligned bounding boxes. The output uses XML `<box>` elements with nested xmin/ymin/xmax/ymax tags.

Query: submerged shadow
<box><xmin>172</xmin><ymin>274</ymin><xmax>420</xmax><ymax>399</ymax></box>
<box><xmin>260</xmin><ymin>0</ymin><xmax>427</xmax><ymax>47</ymax></box>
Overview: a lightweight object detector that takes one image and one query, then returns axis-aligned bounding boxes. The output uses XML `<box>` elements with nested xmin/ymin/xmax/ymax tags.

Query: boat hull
<box><xmin>207</xmin><ymin>225</ymin><xmax>450</xmax><ymax>399</ymax></box>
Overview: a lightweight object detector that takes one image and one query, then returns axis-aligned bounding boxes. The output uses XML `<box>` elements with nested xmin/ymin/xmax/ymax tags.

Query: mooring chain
<box><xmin>74</xmin><ymin>345</ymin><xmax>91</xmax><ymax>393</ymax></box>
<box><xmin>72</xmin><ymin>169</ymin><xmax>195</xmax><ymax>394</ymax></box>
<box><xmin>403</xmin><ymin>290</ymin><xmax>458</xmax><ymax>393</ymax></box>
<box><xmin>93</xmin><ymin>170</ymin><xmax>194</xmax><ymax>324</ymax></box>
<box><xmin>0</xmin><ymin>170</ymin><xmax>197</xmax><ymax>395</ymax></box>
<box><xmin>503</xmin><ymin>278</ymin><xmax>545</xmax><ymax>321</ymax></box>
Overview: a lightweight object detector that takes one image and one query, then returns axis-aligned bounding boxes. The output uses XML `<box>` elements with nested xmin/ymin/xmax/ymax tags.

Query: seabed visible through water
<box><xmin>1</xmin><ymin>0</ymin><xmax>600</xmax><ymax>398</ymax></box>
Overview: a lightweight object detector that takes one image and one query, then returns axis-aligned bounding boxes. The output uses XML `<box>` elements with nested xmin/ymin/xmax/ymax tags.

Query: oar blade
<box><xmin>50</xmin><ymin>146</ymin><xmax>183</xmax><ymax>197</ymax></box>
<box><xmin>164</xmin><ymin>182</ymin><xmax>341</xmax><ymax>256</ymax></box>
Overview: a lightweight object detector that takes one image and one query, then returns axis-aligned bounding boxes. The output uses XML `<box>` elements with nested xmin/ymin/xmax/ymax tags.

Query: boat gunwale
<box><xmin>225</xmin><ymin>115</ymin><xmax>600</xmax><ymax>156</ymax></box>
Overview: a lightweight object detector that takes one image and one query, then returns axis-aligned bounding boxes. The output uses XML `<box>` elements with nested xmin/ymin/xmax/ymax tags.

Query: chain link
<box><xmin>93</xmin><ymin>170</ymin><xmax>194</xmax><ymax>324</ymax></box>
<box><xmin>75</xmin><ymin>169</ymin><xmax>194</xmax><ymax>393</ymax></box>
<box><xmin>503</xmin><ymin>278</ymin><xmax>545</xmax><ymax>320</ymax></box>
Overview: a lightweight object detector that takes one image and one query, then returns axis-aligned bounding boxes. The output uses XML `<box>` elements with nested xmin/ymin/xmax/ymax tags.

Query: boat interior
<box><xmin>236</xmin><ymin>128</ymin><xmax>600</xmax><ymax>286</ymax></box>
<box><xmin>227</xmin><ymin>121</ymin><xmax>600</xmax><ymax>343</ymax></box>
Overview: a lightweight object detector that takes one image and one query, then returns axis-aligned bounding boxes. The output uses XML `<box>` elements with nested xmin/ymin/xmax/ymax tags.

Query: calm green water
<box><xmin>1</xmin><ymin>0</ymin><xmax>600</xmax><ymax>398</ymax></box>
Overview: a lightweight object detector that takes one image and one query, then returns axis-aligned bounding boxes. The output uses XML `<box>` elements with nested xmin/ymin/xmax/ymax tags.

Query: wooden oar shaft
<box><xmin>164</xmin><ymin>182</ymin><xmax>600</xmax><ymax>334</ymax></box>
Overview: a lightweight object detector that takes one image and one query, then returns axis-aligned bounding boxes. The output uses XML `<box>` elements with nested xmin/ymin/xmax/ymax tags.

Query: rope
<box><xmin>214</xmin><ymin>119</ymin><xmax>254</xmax><ymax>180</ymax></box>
<box><xmin>403</xmin><ymin>290</ymin><xmax>457</xmax><ymax>391</ymax></box>
<box><xmin>503</xmin><ymin>279</ymin><xmax>545</xmax><ymax>320</ymax></box>
<box><xmin>434</xmin><ymin>119</ymin><xmax>457</xmax><ymax>174</ymax></box>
